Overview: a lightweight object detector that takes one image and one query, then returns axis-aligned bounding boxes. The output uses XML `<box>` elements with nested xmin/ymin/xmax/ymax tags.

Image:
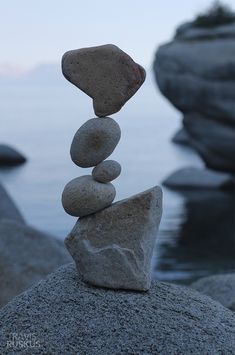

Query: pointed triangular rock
<box><xmin>65</xmin><ymin>186</ymin><xmax>162</xmax><ymax>291</ymax></box>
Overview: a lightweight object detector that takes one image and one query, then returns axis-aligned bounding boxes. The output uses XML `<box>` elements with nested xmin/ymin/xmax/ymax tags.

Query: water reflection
<box><xmin>154</xmin><ymin>189</ymin><xmax>235</xmax><ymax>284</ymax></box>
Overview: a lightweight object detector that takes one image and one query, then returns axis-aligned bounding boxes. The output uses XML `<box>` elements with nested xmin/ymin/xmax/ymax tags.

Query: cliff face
<box><xmin>154</xmin><ymin>22</ymin><xmax>235</xmax><ymax>173</ymax></box>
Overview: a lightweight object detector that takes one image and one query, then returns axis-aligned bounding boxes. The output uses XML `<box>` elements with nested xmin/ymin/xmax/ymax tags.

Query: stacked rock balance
<box><xmin>62</xmin><ymin>44</ymin><xmax>162</xmax><ymax>291</ymax></box>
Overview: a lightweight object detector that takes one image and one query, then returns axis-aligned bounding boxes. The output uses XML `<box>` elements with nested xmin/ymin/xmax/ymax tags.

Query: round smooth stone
<box><xmin>70</xmin><ymin>117</ymin><xmax>121</xmax><ymax>168</ymax></box>
<box><xmin>61</xmin><ymin>175</ymin><xmax>116</xmax><ymax>217</ymax></box>
<box><xmin>92</xmin><ymin>160</ymin><xmax>121</xmax><ymax>183</ymax></box>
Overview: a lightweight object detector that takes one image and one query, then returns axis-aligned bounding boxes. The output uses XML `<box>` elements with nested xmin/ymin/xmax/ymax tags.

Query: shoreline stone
<box><xmin>0</xmin><ymin>219</ymin><xmax>71</xmax><ymax>307</ymax></box>
<box><xmin>163</xmin><ymin>167</ymin><xmax>235</xmax><ymax>190</ymax></box>
<box><xmin>0</xmin><ymin>144</ymin><xmax>26</xmax><ymax>166</ymax></box>
<box><xmin>191</xmin><ymin>273</ymin><xmax>235</xmax><ymax>311</ymax></box>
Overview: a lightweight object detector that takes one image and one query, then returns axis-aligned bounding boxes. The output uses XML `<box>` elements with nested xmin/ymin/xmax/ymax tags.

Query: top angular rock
<box><xmin>62</xmin><ymin>44</ymin><xmax>146</xmax><ymax>117</ymax></box>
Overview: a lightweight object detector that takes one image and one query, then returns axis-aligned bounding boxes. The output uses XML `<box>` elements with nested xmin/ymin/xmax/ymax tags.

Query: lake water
<box><xmin>0</xmin><ymin>71</ymin><xmax>235</xmax><ymax>284</ymax></box>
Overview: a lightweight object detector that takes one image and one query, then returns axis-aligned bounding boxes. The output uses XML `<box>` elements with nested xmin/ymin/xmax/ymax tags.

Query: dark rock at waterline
<box><xmin>172</xmin><ymin>127</ymin><xmax>191</xmax><ymax>146</ymax></box>
<box><xmin>191</xmin><ymin>273</ymin><xmax>235</xmax><ymax>312</ymax></box>
<box><xmin>0</xmin><ymin>183</ymin><xmax>25</xmax><ymax>223</ymax></box>
<box><xmin>0</xmin><ymin>144</ymin><xmax>26</xmax><ymax>166</ymax></box>
<box><xmin>1</xmin><ymin>263</ymin><xmax>235</xmax><ymax>354</ymax></box>
<box><xmin>0</xmin><ymin>219</ymin><xmax>71</xmax><ymax>307</ymax></box>
<box><xmin>184</xmin><ymin>113</ymin><xmax>235</xmax><ymax>173</ymax></box>
<box><xmin>163</xmin><ymin>167</ymin><xmax>235</xmax><ymax>190</ymax></box>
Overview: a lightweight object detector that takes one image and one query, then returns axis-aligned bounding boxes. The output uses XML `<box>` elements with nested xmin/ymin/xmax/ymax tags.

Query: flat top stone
<box><xmin>62</xmin><ymin>44</ymin><xmax>146</xmax><ymax>117</ymax></box>
<box><xmin>1</xmin><ymin>263</ymin><xmax>235</xmax><ymax>354</ymax></box>
<box><xmin>163</xmin><ymin>167</ymin><xmax>234</xmax><ymax>190</ymax></box>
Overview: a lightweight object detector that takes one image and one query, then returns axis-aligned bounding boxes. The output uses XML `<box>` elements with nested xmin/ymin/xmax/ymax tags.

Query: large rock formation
<box><xmin>0</xmin><ymin>219</ymin><xmax>71</xmax><ymax>307</ymax></box>
<box><xmin>65</xmin><ymin>187</ymin><xmax>162</xmax><ymax>291</ymax></box>
<box><xmin>1</xmin><ymin>264</ymin><xmax>235</xmax><ymax>354</ymax></box>
<box><xmin>154</xmin><ymin>22</ymin><xmax>235</xmax><ymax>173</ymax></box>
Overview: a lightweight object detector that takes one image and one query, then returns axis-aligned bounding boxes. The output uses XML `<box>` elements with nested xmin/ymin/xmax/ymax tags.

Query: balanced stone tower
<box><xmin>62</xmin><ymin>44</ymin><xmax>162</xmax><ymax>291</ymax></box>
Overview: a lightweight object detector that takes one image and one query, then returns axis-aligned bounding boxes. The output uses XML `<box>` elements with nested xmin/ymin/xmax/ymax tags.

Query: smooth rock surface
<box><xmin>70</xmin><ymin>117</ymin><xmax>121</xmax><ymax>168</ymax></box>
<box><xmin>163</xmin><ymin>167</ymin><xmax>234</xmax><ymax>190</ymax></box>
<box><xmin>62</xmin><ymin>44</ymin><xmax>146</xmax><ymax>117</ymax></box>
<box><xmin>92</xmin><ymin>159</ymin><xmax>121</xmax><ymax>183</ymax></box>
<box><xmin>184</xmin><ymin>113</ymin><xmax>235</xmax><ymax>173</ymax></box>
<box><xmin>154</xmin><ymin>38</ymin><xmax>235</xmax><ymax>125</ymax></box>
<box><xmin>0</xmin><ymin>144</ymin><xmax>26</xmax><ymax>166</ymax></box>
<box><xmin>62</xmin><ymin>175</ymin><xmax>116</xmax><ymax>217</ymax></box>
<box><xmin>154</xmin><ymin>23</ymin><xmax>235</xmax><ymax>173</ymax></box>
<box><xmin>191</xmin><ymin>273</ymin><xmax>235</xmax><ymax>312</ymax></box>
<box><xmin>0</xmin><ymin>219</ymin><xmax>71</xmax><ymax>307</ymax></box>
<box><xmin>1</xmin><ymin>263</ymin><xmax>235</xmax><ymax>354</ymax></box>
<box><xmin>0</xmin><ymin>183</ymin><xmax>25</xmax><ymax>223</ymax></box>
<box><xmin>65</xmin><ymin>186</ymin><xmax>162</xmax><ymax>291</ymax></box>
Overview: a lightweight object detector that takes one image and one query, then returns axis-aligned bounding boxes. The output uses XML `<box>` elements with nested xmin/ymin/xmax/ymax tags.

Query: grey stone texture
<box><xmin>154</xmin><ymin>23</ymin><xmax>235</xmax><ymax>173</ymax></box>
<box><xmin>65</xmin><ymin>186</ymin><xmax>162</xmax><ymax>291</ymax></box>
<box><xmin>62</xmin><ymin>44</ymin><xmax>146</xmax><ymax>117</ymax></box>
<box><xmin>1</xmin><ymin>263</ymin><xmax>235</xmax><ymax>354</ymax></box>
<box><xmin>92</xmin><ymin>159</ymin><xmax>121</xmax><ymax>183</ymax></box>
<box><xmin>184</xmin><ymin>113</ymin><xmax>235</xmax><ymax>173</ymax></box>
<box><xmin>62</xmin><ymin>175</ymin><xmax>116</xmax><ymax>217</ymax></box>
<box><xmin>0</xmin><ymin>183</ymin><xmax>25</xmax><ymax>223</ymax></box>
<box><xmin>191</xmin><ymin>273</ymin><xmax>235</xmax><ymax>312</ymax></box>
<box><xmin>0</xmin><ymin>144</ymin><xmax>26</xmax><ymax>166</ymax></box>
<box><xmin>0</xmin><ymin>219</ymin><xmax>71</xmax><ymax>307</ymax></box>
<box><xmin>163</xmin><ymin>167</ymin><xmax>234</xmax><ymax>190</ymax></box>
<box><xmin>70</xmin><ymin>117</ymin><xmax>121</xmax><ymax>168</ymax></box>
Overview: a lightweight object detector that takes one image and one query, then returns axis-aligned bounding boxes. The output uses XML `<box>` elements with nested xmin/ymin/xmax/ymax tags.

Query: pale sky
<box><xmin>1</xmin><ymin>0</ymin><xmax>234</xmax><ymax>73</ymax></box>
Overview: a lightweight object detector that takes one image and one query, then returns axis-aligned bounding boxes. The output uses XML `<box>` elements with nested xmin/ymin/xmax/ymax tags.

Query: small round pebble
<box><xmin>70</xmin><ymin>117</ymin><xmax>121</xmax><ymax>168</ymax></box>
<box><xmin>61</xmin><ymin>175</ymin><xmax>116</xmax><ymax>217</ymax></box>
<box><xmin>92</xmin><ymin>160</ymin><xmax>121</xmax><ymax>183</ymax></box>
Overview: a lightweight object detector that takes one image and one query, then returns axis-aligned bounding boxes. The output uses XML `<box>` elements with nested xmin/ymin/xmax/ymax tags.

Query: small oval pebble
<box><xmin>70</xmin><ymin>117</ymin><xmax>121</xmax><ymax>168</ymax></box>
<box><xmin>62</xmin><ymin>175</ymin><xmax>116</xmax><ymax>217</ymax></box>
<box><xmin>92</xmin><ymin>160</ymin><xmax>121</xmax><ymax>183</ymax></box>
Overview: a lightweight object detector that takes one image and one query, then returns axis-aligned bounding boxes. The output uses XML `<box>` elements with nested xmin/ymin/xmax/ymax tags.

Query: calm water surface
<box><xmin>0</xmin><ymin>71</ymin><xmax>234</xmax><ymax>283</ymax></box>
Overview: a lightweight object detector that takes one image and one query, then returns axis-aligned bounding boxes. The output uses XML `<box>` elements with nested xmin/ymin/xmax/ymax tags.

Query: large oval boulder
<box><xmin>0</xmin><ymin>263</ymin><xmax>235</xmax><ymax>354</ymax></box>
